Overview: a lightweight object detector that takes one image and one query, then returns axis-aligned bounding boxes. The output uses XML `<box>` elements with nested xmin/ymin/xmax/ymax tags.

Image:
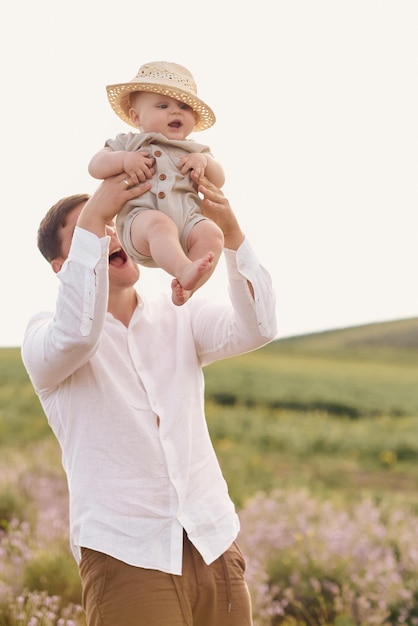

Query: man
<box><xmin>22</xmin><ymin>171</ymin><xmax>277</xmax><ymax>626</ymax></box>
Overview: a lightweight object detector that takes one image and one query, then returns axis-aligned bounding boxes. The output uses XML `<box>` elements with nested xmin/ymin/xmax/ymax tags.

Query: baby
<box><xmin>89</xmin><ymin>61</ymin><xmax>225</xmax><ymax>305</ymax></box>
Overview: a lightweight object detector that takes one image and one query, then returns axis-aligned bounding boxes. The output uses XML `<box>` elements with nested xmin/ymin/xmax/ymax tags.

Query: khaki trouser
<box><xmin>79</xmin><ymin>533</ymin><xmax>253</xmax><ymax>626</ymax></box>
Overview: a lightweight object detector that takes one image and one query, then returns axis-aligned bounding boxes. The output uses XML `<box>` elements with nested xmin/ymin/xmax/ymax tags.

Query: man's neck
<box><xmin>108</xmin><ymin>288</ymin><xmax>138</xmax><ymax>327</ymax></box>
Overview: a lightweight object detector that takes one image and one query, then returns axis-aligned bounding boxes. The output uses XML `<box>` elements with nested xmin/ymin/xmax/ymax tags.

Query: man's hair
<box><xmin>37</xmin><ymin>194</ymin><xmax>90</xmax><ymax>261</ymax></box>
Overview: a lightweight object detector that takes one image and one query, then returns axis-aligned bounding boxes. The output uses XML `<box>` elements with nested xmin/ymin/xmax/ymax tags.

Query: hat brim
<box><xmin>106</xmin><ymin>82</ymin><xmax>216</xmax><ymax>132</ymax></box>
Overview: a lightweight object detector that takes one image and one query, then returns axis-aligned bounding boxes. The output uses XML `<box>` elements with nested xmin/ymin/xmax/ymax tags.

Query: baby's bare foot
<box><xmin>177</xmin><ymin>252</ymin><xmax>215</xmax><ymax>292</ymax></box>
<box><xmin>171</xmin><ymin>279</ymin><xmax>191</xmax><ymax>306</ymax></box>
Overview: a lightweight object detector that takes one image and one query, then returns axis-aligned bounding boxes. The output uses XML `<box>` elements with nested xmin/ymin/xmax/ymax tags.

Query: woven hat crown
<box><xmin>135</xmin><ymin>62</ymin><xmax>197</xmax><ymax>95</ymax></box>
<box><xmin>106</xmin><ymin>61</ymin><xmax>215</xmax><ymax>132</ymax></box>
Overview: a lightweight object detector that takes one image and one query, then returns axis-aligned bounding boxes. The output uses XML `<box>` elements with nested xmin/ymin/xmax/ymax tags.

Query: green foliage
<box><xmin>0</xmin><ymin>486</ymin><xmax>27</xmax><ymax>530</ymax></box>
<box><xmin>0</xmin><ymin>349</ymin><xmax>49</xmax><ymax>446</ymax></box>
<box><xmin>23</xmin><ymin>549</ymin><xmax>82</xmax><ymax>605</ymax></box>
<box><xmin>207</xmin><ymin>403</ymin><xmax>418</xmax><ymax>508</ymax></box>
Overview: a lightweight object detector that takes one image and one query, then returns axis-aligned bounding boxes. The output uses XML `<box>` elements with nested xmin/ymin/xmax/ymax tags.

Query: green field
<box><xmin>1</xmin><ymin>317</ymin><xmax>418</xmax><ymax>624</ymax></box>
<box><xmin>204</xmin><ymin>318</ymin><xmax>418</xmax><ymax>509</ymax></box>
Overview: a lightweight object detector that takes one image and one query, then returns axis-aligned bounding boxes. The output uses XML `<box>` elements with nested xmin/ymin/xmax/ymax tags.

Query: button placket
<box><xmin>153</xmin><ymin>149</ymin><xmax>168</xmax><ymax>200</ymax></box>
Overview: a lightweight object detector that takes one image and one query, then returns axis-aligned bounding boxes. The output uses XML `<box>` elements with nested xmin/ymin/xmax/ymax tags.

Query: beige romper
<box><xmin>106</xmin><ymin>131</ymin><xmax>213</xmax><ymax>267</ymax></box>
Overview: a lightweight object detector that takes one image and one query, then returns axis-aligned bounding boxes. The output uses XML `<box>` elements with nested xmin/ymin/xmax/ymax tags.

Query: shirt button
<box><xmin>159</xmin><ymin>173</ymin><xmax>167</xmax><ymax>181</ymax></box>
<box><xmin>154</xmin><ymin>150</ymin><xmax>162</xmax><ymax>157</ymax></box>
<box><xmin>158</xmin><ymin>191</ymin><xmax>166</xmax><ymax>199</ymax></box>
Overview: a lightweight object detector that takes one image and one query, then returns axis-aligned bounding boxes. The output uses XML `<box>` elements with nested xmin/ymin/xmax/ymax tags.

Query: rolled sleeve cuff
<box><xmin>224</xmin><ymin>238</ymin><xmax>277</xmax><ymax>339</ymax></box>
<box><xmin>68</xmin><ymin>227</ymin><xmax>110</xmax><ymax>269</ymax></box>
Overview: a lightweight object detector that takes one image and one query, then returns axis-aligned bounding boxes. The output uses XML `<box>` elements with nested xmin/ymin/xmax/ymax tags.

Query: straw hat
<box><xmin>106</xmin><ymin>61</ymin><xmax>216</xmax><ymax>132</ymax></box>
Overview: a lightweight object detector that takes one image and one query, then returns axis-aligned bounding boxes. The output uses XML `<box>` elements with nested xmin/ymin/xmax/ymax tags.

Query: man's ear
<box><xmin>128</xmin><ymin>108</ymin><xmax>141</xmax><ymax>128</ymax></box>
<box><xmin>51</xmin><ymin>258</ymin><xmax>63</xmax><ymax>274</ymax></box>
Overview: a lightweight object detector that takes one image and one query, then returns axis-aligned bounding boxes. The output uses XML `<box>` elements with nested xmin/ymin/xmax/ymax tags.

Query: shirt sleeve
<box><xmin>105</xmin><ymin>132</ymin><xmax>130</xmax><ymax>151</ymax></box>
<box><xmin>191</xmin><ymin>237</ymin><xmax>278</xmax><ymax>365</ymax></box>
<box><xmin>224</xmin><ymin>237</ymin><xmax>277</xmax><ymax>339</ymax></box>
<box><xmin>22</xmin><ymin>227</ymin><xmax>110</xmax><ymax>393</ymax></box>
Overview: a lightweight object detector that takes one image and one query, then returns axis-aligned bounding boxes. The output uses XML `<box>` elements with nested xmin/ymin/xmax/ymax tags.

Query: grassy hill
<box><xmin>204</xmin><ymin>317</ymin><xmax>418</xmax><ymax>418</ymax></box>
<box><xmin>272</xmin><ymin>316</ymin><xmax>418</xmax><ymax>359</ymax></box>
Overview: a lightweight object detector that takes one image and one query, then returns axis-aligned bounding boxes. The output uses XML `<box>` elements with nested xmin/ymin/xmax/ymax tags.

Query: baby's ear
<box><xmin>128</xmin><ymin>108</ymin><xmax>141</xmax><ymax>128</ymax></box>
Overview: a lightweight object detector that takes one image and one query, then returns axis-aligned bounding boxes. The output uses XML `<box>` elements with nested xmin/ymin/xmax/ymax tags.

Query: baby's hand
<box><xmin>123</xmin><ymin>151</ymin><xmax>155</xmax><ymax>184</ymax></box>
<box><xmin>177</xmin><ymin>153</ymin><xmax>208</xmax><ymax>179</ymax></box>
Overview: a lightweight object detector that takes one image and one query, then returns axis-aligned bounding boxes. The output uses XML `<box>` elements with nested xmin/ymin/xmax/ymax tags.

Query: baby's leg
<box><xmin>130</xmin><ymin>212</ymin><xmax>221</xmax><ymax>305</ymax></box>
<box><xmin>130</xmin><ymin>210</ymin><xmax>181</xmax><ymax>262</ymax></box>
<box><xmin>172</xmin><ymin>219</ymin><xmax>224</xmax><ymax>292</ymax></box>
<box><xmin>169</xmin><ymin>220</ymin><xmax>225</xmax><ymax>304</ymax></box>
<box><xmin>186</xmin><ymin>219</ymin><xmax>224</xmax><ymax>266</ymax></box>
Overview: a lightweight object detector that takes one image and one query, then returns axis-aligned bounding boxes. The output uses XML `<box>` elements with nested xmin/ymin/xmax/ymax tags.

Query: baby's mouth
<box><xmin>169</xmin><ymin>120</ymin><xmax>182</xmax><ymax>128</ymax></box>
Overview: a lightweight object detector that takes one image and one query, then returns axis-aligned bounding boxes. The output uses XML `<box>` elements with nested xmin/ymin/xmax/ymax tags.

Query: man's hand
<box><xmin>191</xmin><ymin>172</ymin><xmax>245</xmax><ymax>251</ymax></box>
<box><xmin>77</xmin><ymin>173</ymin><xmax>152</xmax><ymax>238</ymax></box>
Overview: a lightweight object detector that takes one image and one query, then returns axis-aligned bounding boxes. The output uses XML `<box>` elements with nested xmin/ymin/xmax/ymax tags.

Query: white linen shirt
<box><xmin>22</xmin><ymin>227</ymin><xmax>277</xmax><ymax>575</ymax></box>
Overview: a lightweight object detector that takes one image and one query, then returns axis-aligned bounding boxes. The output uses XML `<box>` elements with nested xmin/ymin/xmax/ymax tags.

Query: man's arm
<box><xmin>190</xmin><ymin>173</ymin><xmax>277</xmax><ymax>363</ymax></box>
<box><xmin>192</xmin><ymin>173</ymin><xmax>245</xmax><ymax>251</ymax></box>
<box><xmin>22</xmin><ymin>176</ymin><xmax>152</xmax><ymax>391</ymax></box>
<box><xmin>193</xmin><ymin>172</ymin><xmax>254</xmax><ymax>296</ymax></box>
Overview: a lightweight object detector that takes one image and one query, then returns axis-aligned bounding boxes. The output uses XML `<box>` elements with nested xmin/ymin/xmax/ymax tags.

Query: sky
<box><xmin>1</xmin><ymin>0</ymin><xmax>417</xmax><ymax>347</ymax></box>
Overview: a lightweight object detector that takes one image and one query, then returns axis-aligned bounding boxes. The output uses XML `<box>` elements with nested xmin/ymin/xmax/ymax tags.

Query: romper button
<box><xmin>159</xmin><ymin>174</ymin><xmax>167</xmax><ymax>181</ymax></box>
<box><xmin>158</xmin><ymin>192</ymin><xmax>166</xmax><ymax>199</ymax></box>
<box><xmin>154</xmin><ymin>150</ymin><xmax>162</xmax><ymax>157</ymax></box>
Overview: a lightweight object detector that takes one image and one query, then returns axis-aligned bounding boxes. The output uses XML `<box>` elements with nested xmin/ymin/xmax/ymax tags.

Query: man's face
<box><xmin>107</xmin><ymin>222</ymin><xmax>140</xmax><ymax>289</ymax></box>
<box><xmin>51</xmin><ymin>203</ymin><xmax>140</xmax><ymax>288</ymax></box>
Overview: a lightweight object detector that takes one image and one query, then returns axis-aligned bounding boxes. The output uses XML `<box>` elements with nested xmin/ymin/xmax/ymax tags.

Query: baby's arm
<box><xmin>177</xmin><ymin>153</ymin><xmax>225</xmax><ymax>188</ymax></box>
<box><xmin>203</xmin><ymin>155</ymin><xmax>225</xmax><ymax>188</ymax></box>
<box><xmin>88</xmin><ymin>148</ymin><xmax>155</xmax><ymax>184</ymax></box>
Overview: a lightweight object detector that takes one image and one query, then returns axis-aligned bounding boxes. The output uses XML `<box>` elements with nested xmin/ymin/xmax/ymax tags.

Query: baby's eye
<box><xmin>180</xmin><ymin>103</ymin><xmax>192</xmax><ymax>111</ymax></box>
<box><xmin>157</xmin><ymin>103</ymin><xmax>168</xmax><ymax>109</ymax></box>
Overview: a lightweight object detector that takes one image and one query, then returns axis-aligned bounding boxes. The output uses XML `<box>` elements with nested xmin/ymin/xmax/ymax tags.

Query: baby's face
<box><xmin>129</xmin><ymin>92</ymin><xmax>196</xmax><ymax>140</ymax></box>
